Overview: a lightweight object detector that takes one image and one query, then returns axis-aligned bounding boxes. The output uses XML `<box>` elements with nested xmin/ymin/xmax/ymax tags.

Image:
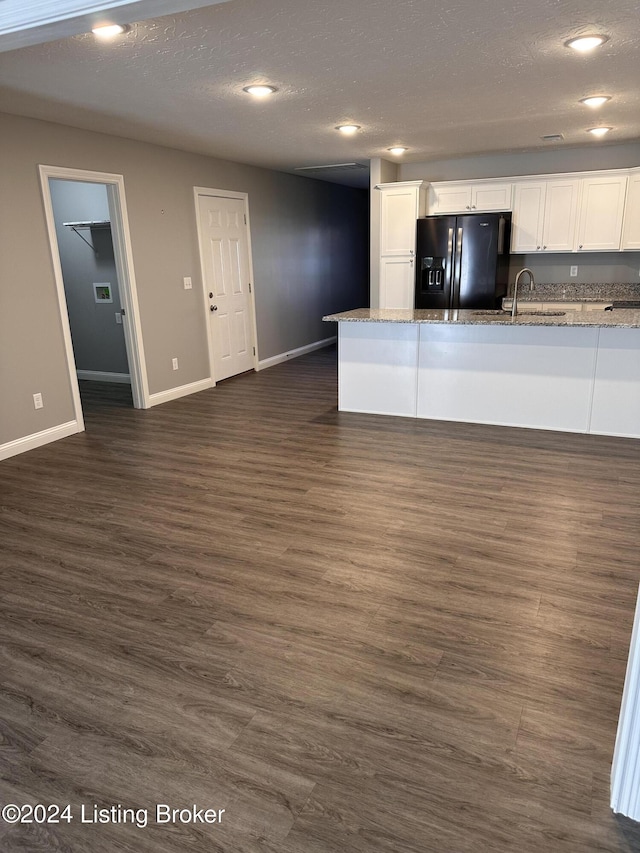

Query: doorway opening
<box><xmin>39</xmin><ymin>165</ymin><xmax>149</xmax><ymax>430</ymax></box>
<box><xmin>194</xmin><ymin>187</ymin><xmax>259</xmax><ymax>383</ymax></box>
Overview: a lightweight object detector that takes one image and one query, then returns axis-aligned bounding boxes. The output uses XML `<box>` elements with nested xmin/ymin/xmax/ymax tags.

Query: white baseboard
<box><xmin>148</xmin><ymin>377</ymin><xmax>214</xmax><ymax>407</ymax></box>
<box><xmin>0</xmin><ymin>420</ymin><xmax>82</xmax><ymax>462</ymax></box>
<box><xmin>257</xmin><ymin>336</ymin><xmax>336</xmax><ymax>371</ymax></box>
<box><xmin>77</xmin><ymin>370</ymin><xmax>131</xmax><ymax>384</ymax></box>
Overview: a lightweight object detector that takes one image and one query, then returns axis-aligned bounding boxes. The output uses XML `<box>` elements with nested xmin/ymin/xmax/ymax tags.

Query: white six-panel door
<box><xmin>197</xmin><ymin>194</ymin><xmax>255</xmax><ymax>382</ymax></box>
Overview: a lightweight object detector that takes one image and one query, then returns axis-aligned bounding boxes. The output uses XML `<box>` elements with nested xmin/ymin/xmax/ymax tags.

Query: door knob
<box><xmin>210</xmin><ymin>305</ymin><xmax>218</xmax><ymax>312</ymax></box>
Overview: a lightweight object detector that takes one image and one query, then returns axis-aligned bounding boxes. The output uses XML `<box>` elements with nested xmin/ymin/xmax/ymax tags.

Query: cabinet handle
<box><xmin>409</xmin><ymin>249</ymin><xmax>414</xmax><ymax>255</ymax></box>
<box><xmin>543</xmin><ymin>245</ymin><xmax>547</xmax><ymax>249</ymax></box>
<box><xmin>410</xmin><ymin>259</ymin><xmax>413</xmax><ymax>265</ymax></box>
<box><xmin>466</xmin><ymin>205</ymin><xmax>471</xmax><ymax>210</ymax></box>
<box><xmin>579</xmin><ymin>244</ymin><xmax>583</xmax><ymax>249</ymax></box>
<box><xmin>537</xmin><ymin>245</ymin><xmax>541</xmax><ymax>250</ymax></box>
<box><xmin>471</xmin><ymin>205</ymin><xmax>476</xmax><ymax>209</ymax></box>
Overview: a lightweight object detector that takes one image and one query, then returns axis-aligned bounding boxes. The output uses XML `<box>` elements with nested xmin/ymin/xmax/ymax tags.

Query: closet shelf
<box><xmin>63</xmin><ymin>221</ymin><xmax>111</xmax><ymax>255</ymax></box>
<box><xmin>63</xmin><ymin>220</ymin><xmax>111</xmax><ymax>229</ymax></box>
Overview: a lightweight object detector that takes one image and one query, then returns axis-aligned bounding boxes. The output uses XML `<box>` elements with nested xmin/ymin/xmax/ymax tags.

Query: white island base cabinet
<box><xmin>338</xmin><ymin>322</ymin><xmax>419</xmax><ymax>417</ymax></box>
<box><xmin>337</xmin><ymin>322</ymin><xmax>640</xmax><ymax>438</ymax></box>
<box><xmin>591</xmin><ymin>329</ymin><xmax>640</xmax><ymax>438</ymax></box>
<box><xmin>416</xmin><ymin>325</ymin><xmax>597</xmax><ymax>432</ymax></box>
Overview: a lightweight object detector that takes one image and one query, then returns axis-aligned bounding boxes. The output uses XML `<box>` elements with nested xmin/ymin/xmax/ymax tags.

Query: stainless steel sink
<box><xmin>471</xmin><ymin>309</ymin><xmax>566</xmax><ymax>317</ymax></box>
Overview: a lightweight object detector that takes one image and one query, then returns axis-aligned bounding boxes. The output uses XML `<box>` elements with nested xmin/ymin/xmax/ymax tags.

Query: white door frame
<box><xmin>193</xmin><ymin>187</ymin><xmax>259</xmax><ymax>382</ymax></box>
<box><xmin>39</xmin><ymin>165</ymin><xmax>150</xmax><ymax>419</ymax></box>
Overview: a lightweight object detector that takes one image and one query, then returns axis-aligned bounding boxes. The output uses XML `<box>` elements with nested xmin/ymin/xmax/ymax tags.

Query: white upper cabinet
<box><xmin>542</xmin><ymin>179</ymin><xmax>580</xmax><ymax>252</ymax></box>
<box><xmin>378</xmin><ymin>181</ymin><xmax>426</xmax><ymax>256</ymax></box>
<box><xmin>430</xmin><ymin>184</ymin><xmax>472</xmax><ymax>213</ymax></box>
<box><xmin>621</xmin><ymin>170</ymin><xmax>640</xmax><ymax>250</ymax></box>
<box><xmin>512</xmin><ymin>183</ymin><xmax>546</xmax><ymax>253</ymax></box>
<box><xmin>429</xmin><ymin>181</ymin><xmax>512</xmax><ymax>214</ymax></box>
<box><xmin>577</xmin><ymin>175</ymin><xmax>628</xmax><ymax>251</ymax></box>
<box><xmin>471</xmin><ymin>183</ymin><xmax>513</xmax><ymax>212</ymax></box>
<box><xmin>511</xmin><ymin>179</ymin><xmax>580</xmax><ymax>253</ymax></box>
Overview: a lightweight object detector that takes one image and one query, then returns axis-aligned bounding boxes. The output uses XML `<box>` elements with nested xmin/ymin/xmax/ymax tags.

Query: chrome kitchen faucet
<box><xmin>511</xmin><ymin>268</ymin><xmax>535</xmax><ymax>318</ymax></box>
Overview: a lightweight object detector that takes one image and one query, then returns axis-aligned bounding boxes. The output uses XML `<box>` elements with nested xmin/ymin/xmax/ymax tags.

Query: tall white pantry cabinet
<box><xmin>377</xmin><ymin>181</ymin><xmax>427</xmax><ymax>309</ymax></box>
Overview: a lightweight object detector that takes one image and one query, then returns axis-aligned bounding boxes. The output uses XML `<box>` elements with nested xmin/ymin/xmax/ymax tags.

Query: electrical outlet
<box><xmin>172</xmin><ymin>357</ymin><xmax>179</xmax><ymax>371</ymax></box>
<box><xmin>115</xmin><ymin>312</ymin><xmax>122</xmax><ymax>324</ymax></box>
<box><xmin>570</xmin><ymin>265</ymin><xmax>578</xmax><ymax>277</ymax></box>
<box><xmin>183</xmin><ymin>277</ymin><xmax>192</xmax><ymax>290</ymax></box>
<box><xmin>33</xmin><ymin>393</ymin><xmax>43</xmax><ymax>410</ymax></box>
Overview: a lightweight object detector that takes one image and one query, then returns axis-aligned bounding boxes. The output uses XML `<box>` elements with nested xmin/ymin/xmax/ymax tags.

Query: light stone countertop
<box><xmin>322</xmin><ymin>307</ymin><xmax>640</xmax><ymax>329</ymax></box>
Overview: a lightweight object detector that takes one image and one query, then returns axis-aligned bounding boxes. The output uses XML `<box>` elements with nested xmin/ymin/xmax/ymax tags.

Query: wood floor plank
<box><xmin>1</xmin><ymin>350</ymin><xmax>639</xmax><ymax>851</ymax></box>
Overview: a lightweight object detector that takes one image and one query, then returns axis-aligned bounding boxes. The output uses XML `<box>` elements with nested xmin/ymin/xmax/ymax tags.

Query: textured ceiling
<box><xmin>0</xmin><ymin>0</ymin><xmax>638</xmax><ymax>187</ymax></box>
<box><xmin>0</xmin><ymin>0</ymin><xmax>232</xmax><ymax>52</ymax></box>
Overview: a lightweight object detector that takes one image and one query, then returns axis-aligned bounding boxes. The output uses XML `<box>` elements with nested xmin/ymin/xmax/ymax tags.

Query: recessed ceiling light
<box><xmin>243</xmin><ymin>85</ymin><xmax>278</xmax><ymax>98</ymax></box>
<box><xmin>580</xmin><ymin>95</ymin><xmax>611</xmax><ymax>108</ymax></box>
<box><xmin>565</xmin><ymin>34</ymin><xmax>609</xmax><ymax>52</ymax></box>
<box><xmin>587</xmin><ymin>126</ymin><xmax>612</xmax><ymax>137</ymax></box>
<box><xmin>387</xmin><ymin>146</ymin><xmax>408</xmax><ymax>155</ymax></box>
<box><xmin>92</xmin><ymin>23</ymin><xmax>129</xmax><ymax>39</ymax></box>
<box><xmin>336</xmin><ymin>125</ymin><xmax>361</xmax><ymax>135</ymax></box>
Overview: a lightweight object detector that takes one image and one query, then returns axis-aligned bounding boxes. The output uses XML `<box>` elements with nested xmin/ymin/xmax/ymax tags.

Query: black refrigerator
<box><xmin>415</xmin><ymin>212</ymin><xmax>511</xmax><ymax>310</ymax></box>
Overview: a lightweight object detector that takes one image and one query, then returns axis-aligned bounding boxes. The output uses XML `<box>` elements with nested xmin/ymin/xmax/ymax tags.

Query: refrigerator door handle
<box><xmin>446</xmin><ymin>227</ymin><xmax>455</xmax><ymax>309</ymax></box>
<box><xmin>497</xmin><ymin>215</ymin><xmax>505</xmax><ymax>254</ymax></box>
<box><xmin>453</xmin><ymin>226</ymin><xmax>463</xmax><ymax>308</ymax></box>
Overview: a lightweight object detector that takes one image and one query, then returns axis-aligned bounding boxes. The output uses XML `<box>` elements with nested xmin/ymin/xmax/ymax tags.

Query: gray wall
<box><xmin>0</xmin><ymin>111</ymin><xmax>368</xmax><ymax>446</ymax></box>
<box><xmin>400</xmin><ymin>143</ymin><xmax>640</xmax><ymax>290</ymax></box>
<box><xmin>49</xmin><ymin>180</ymin><xmax>129</xmax><ymax>375</ymax></box>
<box><xmin>398</xmin><ymin>142</ymin><xmax>640</xmax><ymax>183</ymax></box>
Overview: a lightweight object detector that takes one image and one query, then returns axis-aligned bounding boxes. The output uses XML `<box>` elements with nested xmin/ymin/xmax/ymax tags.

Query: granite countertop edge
<box><xmin>322</xmin><ymin>308</ymin><xmax>640</xmax><ymax>329</ymax></box>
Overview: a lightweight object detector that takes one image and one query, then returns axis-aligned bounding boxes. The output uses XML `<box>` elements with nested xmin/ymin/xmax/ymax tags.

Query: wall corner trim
<box><xmin>611</xmin><ymin>582</ymin><xmax>640</xmax><ymax>819</ymax></box>
<box><xmin>0</xmin><ymin>420</ymin><xmax>82</xmax><ymax>462</ymax></box>
<box><xmin>147</xmin><ymin>377</ymin><xmax>214</xmax><ymax>408</ymax></box>
<box><xmin>257</xmin><ymin>336</ymin><xmax>336</xmax><ymax>371</ymax></box>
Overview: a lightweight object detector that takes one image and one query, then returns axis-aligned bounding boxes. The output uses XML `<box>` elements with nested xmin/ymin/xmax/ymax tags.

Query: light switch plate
<box><xmin>115</xmin><ymin>312</ymin><xmax>122</xmax><ymax>324</ymax></box>
<box><xmin>183</xmin><ymin>277</ymin><xmax>192</xmax><ymax>290</ymax></box>
<box><xmin>570</xmin><ymin>265</ymin><xmax>578</xmax><ymax>277</ymax></box>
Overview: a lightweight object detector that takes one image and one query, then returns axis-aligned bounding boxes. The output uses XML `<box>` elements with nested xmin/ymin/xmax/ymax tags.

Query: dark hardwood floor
<box><xmin>2</xmin><ymin>345</ymin><xmax>640</xmax><ymax>852</ymax></box>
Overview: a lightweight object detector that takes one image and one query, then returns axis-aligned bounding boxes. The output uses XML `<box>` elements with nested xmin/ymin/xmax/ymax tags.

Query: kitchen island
<box><xmin>322</xmin><ymin>308</ymin><xmax>640</xmax><ymax>438</ymax></box>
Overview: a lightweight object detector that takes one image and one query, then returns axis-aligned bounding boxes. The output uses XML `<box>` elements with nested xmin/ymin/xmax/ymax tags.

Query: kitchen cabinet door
<box><xmin>471</xmin><ymin>183</ymin><xmax>513</xmax><ymax>212</ymax></box>
<box><xmin>430</xmin><ymin>181</ymin><xmax>512</xmax><ymax>214</ymax></box>
<box><xmin>379</xmin><ymin>182</ymin><xmax>425</xmax><ymax>256</ymax></box>
<box><xmin>577</xmin><ymin>175</ymin><xmax>628</xmax><ymax>251</ymax></box>
<box><xmin>511</xmin><ymin>183</ymin><xmax>546</xmax><ymax>253</ymax></box>
<box><xmin>380</xmin><ymin>257</ymin><xmax>415</xmax><ymax>309</ymax></box>
<box><xmin>542</xmin><ymin>179</ymin><xmax>580</xmax><ymax>252</ymax></box>
<box><xmin>430</xmin><ymin>184</ymin><xmax>472</xmax><ymax>214</ymax></box>
<box><xmin>622</xmin><ymin>171</ymin><xmax>640</xmax><ymax>250</ymax></box>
